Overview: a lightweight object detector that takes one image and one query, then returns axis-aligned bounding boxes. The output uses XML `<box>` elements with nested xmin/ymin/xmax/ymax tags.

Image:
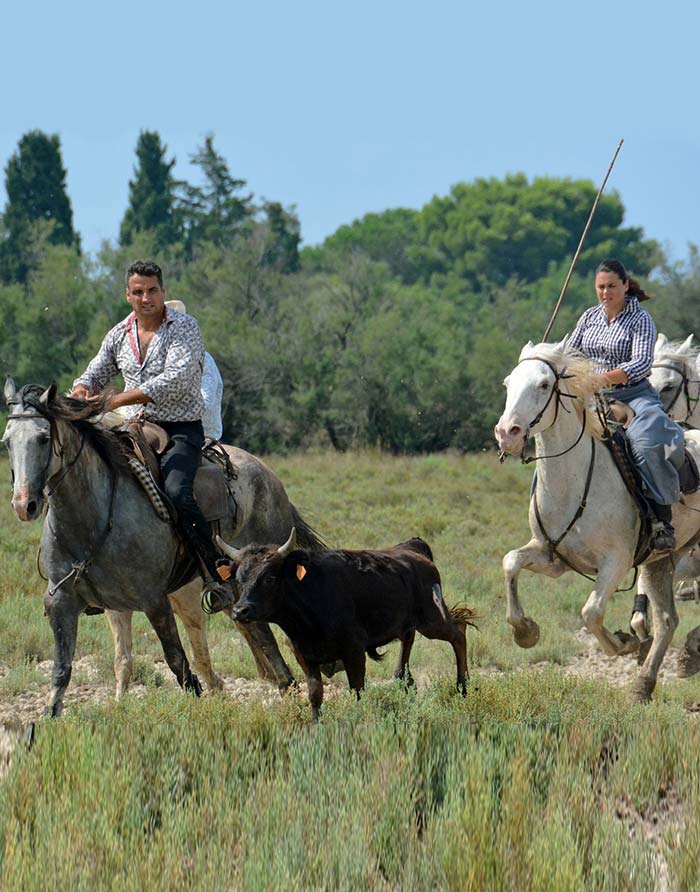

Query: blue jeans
<box><xmin>605</xmin><ymin>379</ymin><xmax>685</xmax><ymax>506</ymax></box>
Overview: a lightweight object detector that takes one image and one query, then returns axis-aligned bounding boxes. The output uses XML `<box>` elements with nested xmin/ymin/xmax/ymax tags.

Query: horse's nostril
<box><xmin>27</xmin><ymin>500</ymin><xmax>37</xmax><ymax>516</ymax></box>
<box><xmin>509</xmin><ymin>425</ymin><xmax>522</xmax><ymax>437</ymax></box>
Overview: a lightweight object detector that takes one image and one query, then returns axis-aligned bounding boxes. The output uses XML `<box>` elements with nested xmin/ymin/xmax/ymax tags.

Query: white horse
<box><xmin>649</xmin><ymin>333</ymin><xmax>700</xmax><ymax>426</ymax></box>
<box><xmin>495</xmin><ymin>340</ymin><xmax>700</xmax><ymax>703</ymax></box>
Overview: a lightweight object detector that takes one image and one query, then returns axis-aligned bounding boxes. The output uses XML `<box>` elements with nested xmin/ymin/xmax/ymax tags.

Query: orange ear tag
<box><xmin>296</xmin><ymin>564</ymin><xmax>307</xmax><ymax>581</ymax></box>
<box><xmin>217</xmin><ymin>564</ymin><xmax>232</xmax><ymax>581</ymax></box>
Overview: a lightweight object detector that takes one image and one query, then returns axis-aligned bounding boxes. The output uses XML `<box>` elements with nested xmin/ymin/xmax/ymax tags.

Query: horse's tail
<box><xmin>449</xmin><ymin>603</ymin><xmax>479</xmax><ymax>630</ymax></box>
<box><xmin>291</xmin><ymin>504</ymin><xmax>327</xmax><ymax>552</ymax></box>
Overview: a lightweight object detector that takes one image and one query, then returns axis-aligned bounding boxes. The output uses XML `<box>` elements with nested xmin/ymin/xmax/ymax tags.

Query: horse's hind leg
<box><xmin>503</xmin><ymin>540</ymin><xmax>567</xmax><ymax>648</ymax></box>
<box><xmin>144</xmin><ymin>601</ymin><xmax>202</xmax><ymax>696</ymax></box>
<box><xmin>105</xmin><ymin>609</ymin><xmax>133</xmax><ymax>699</ymax></box>
<box><xmin>44</xmin><ymin>589</ymin><xmax>82</xmax><ymax>718</ymax></box>
<box><xmin>233</xmin><ymin>620</ymin><xmax>295</xmax><ymax>692</ymax></box>
<box><xmin>170</xmin><ymin>581</ymin><xmax>224</xmax><ymax>692</ymax></box>
<box><xmin>632</xmin><ymin>556</ymin><xmax>678</xmax><ymax>703</ymax></box>
<box><xmin>394</xmin><ymin>630</ymin><xmax>415</xmax><ymax>686</ymax></box>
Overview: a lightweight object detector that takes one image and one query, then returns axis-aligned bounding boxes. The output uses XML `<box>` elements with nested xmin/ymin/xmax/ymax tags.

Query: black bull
<box><xmin>216</xmin><ymin>530</ymin><xmax>477</xmax><ymax>721</ymax></box>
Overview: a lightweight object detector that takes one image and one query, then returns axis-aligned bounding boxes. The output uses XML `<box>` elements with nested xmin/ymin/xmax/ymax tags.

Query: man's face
<box><xmin>126</xmin><ymin>274</ymin><xmax>166</xmax><ymax>319</ymax></box>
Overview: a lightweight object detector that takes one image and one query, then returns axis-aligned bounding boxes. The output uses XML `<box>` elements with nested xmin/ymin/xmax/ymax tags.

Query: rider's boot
<box><xmin>649</xmin><ymin>501</ymin><xmax>676</xmax><ymax>553</ymax></box>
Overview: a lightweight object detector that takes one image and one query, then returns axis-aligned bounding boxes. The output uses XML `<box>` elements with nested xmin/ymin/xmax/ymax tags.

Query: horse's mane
<box><xmin>15</xmin><ymin>384</ymin><xmax>130</xmax><ymax>472</ymax></box>
<box><xmin>525</xmin><ymin>342</ymin><xmax>605</xmax><ymax>438</ymax></box>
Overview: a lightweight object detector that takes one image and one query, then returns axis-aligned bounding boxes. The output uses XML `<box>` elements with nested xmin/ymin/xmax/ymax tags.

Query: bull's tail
<box><xmin>367</xmin><ymin>647</ymin><xmax>386</xmax><ymax>662</ymax></box>
<box><xmin>290</xmin><ymin>504</ymin><xmax>327</xmax><ymax>552</ymax></box>
<box><xmin>449</xmin><ymin>603</ymin><xmax>479</xmax><ymax>630</ymax></box>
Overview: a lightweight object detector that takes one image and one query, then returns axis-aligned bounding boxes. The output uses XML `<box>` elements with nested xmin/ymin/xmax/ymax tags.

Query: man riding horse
<box><xmin>70</xmin><ymin>259</ymin><xmax>234</xmax><ymax>614</ymax></box>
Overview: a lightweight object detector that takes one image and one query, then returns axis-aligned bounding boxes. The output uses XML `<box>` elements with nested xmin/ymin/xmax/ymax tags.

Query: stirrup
<box><xmin>649</xmin><ymin>521</ymin><xmax>676</xmax><ymax>553</ymax></box>
<box><xmin>201</xmin><ymin>580</ymin><xmax>235</xmax><ymax>615</ymax></box>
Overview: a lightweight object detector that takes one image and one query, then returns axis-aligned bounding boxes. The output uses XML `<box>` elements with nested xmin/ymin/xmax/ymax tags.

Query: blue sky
<box><xmin>1</xmin><ymin>0</ymin><xmax>698</xmax><ymax>264</ymax></box>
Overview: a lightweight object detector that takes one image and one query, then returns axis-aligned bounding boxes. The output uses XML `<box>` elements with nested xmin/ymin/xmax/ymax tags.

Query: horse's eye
<box><xmin>37</xmin><ymin>434</ymin><xmax>50</xmax><ymax>445</ymax></box>
<box><xmin>539</xmin><ymin>381</ymin><xmax>550</xmax><ymax>391</ymax></box>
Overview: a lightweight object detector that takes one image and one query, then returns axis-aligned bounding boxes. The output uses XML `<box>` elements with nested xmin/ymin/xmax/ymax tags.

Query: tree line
<box><xmin>1</xmin><ymin>129</ymin><xmax>699</xmax><ymax>453</ymax></box>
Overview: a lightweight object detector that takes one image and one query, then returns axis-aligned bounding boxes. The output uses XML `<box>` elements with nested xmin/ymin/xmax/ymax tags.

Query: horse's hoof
<box><xmin>513</xmin><ymin>617</ymin><xmax>540</xmax><ymax>649</ymax></box>
<box><xmin>613</xmin><ymin>630</ymin><xmax>641</xmax><ymax>655</ymax></box>
<box><xmin>678</xmin><ymin>628</ymin><xmax>700</xmax><ymax>678</ymax></box>
<box><xmin>631</xmin><ymin>676</ymin><xmax>655</xmax><ymax>704</ymax></box>
<box><xmin>677</xmin><ymin>648</ymin><xmax>700</xmax><ymax>679</ymax></box>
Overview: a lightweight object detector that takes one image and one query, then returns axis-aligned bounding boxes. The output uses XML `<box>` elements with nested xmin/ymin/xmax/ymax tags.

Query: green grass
<box><xmin>2</xmin><ymin>450</ymin><xmax>700</xmax><ymax>889</ymax></box>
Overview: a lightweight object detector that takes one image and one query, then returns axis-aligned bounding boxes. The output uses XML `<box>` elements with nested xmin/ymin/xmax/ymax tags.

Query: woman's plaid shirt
<box><xmin>568</xmin><ymin>296</ymin><xmax>656</xmax><ymax>384</ymax></box>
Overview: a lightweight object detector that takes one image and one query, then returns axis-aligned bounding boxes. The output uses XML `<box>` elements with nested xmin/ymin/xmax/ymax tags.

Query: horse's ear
<box><xmin>655</xmin><ymin>332</ymin><xmax>668</xmax><ymax>352</ymax></box>
<box><xmin>553</xmin><ymin>334</ymin><xmax>570</xmax><ymax>353</ymax></box>
<box><xmin>681</xmin><ymin>334</ymin><xmax>694</xmax><ymax>353</ymax></box>
<box><xmin>39</xmin><ymin>382</ymin><xmax>57</xmax><ymax>408</ymax></box>
<box><xmin>518</xmin><ymin>341</ymin><xmax>535</xmax><ymax>360</ymax></box>
<box><xmin>3</xmin><ymin>377</ymin><xmax>17</xmax><ymax>406</ymax></box>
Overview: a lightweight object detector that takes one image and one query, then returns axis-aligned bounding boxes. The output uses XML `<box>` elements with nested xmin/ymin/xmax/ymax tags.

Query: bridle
<box><xmin>499</xmin><ymin>356</ymin><xmax>585</xmax><ymax>465</ymax></box>
<box><xmin>5</xmin><ymin>404</ymin><xmax>117</xmax><ymax>600</ymax></box>
<box><xmin>651</xmin><ymin>360</ymin><xmax>700</xmax><ymax>424</ymax></box>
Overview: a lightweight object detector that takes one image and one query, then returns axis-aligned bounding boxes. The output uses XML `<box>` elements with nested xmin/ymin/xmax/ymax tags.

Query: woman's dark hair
<box><xmin>596</xmin><ymin>258</ymin><xmax>652</xmax><ymax>302</ymax></box>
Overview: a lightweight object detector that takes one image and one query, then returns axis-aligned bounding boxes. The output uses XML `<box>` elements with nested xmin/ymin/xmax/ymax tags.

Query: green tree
<box><xmin>303</xmin><ymin>208</ymin><xmax>421</xmax><ymax>282</ymax></box>
<box><xmin>178</xmin><ymin>134</ymin><xmax>252</xmax><ymax>257</ymax></box>
<box><xmin>261</xmin><ymin>202</ymin><xmax>300</xmax><ymax>273</ymax></box>
<box><xmin>120</xmin><ymin>131</ymin><xmax>180</xmax><ymax>250</ymax></box>
<box><xmin>409</xmin><ymin>174</ymin><xmax>660</xmax><ymax>290</ymax></box>
<box><xmin>0</xmin><ymin>130</ymin><xmax>78</xmax><ymax>283</ymax></box>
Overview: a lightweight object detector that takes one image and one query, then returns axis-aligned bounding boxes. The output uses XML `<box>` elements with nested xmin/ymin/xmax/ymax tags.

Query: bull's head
<box><xmin>216</xmin><ymin>527</ymin><xmax>299</xmax><ymax>622</ymax></box>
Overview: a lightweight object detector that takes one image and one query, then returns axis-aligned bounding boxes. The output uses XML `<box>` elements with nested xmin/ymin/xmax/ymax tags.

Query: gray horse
<box><xmin>2</xmin><ymin>379</ymin><xmax>324</xmax><ymax>717</ymax></box>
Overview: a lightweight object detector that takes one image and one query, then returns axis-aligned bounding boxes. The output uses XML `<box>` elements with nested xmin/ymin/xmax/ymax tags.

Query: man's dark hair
<box><xmin>125</xmin><ymin>260</ymin><xmax>164</xmax><ymax>289</ymax></box>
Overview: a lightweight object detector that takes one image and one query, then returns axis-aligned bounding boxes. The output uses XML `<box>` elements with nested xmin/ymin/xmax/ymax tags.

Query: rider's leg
<box><xmin>160</xmin><ymin>420</ymin><xmax>234</xmax><ymax>613</ymax></box>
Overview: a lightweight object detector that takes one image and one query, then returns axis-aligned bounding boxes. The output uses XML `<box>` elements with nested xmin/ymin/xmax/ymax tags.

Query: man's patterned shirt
<box><xmin>73</xmin><ymin>308</ymin><xmax>205</xmax><ymax>422</ymax></box>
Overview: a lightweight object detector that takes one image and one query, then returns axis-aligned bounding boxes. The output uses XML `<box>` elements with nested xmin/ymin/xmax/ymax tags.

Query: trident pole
<box><xmin>542</xmin><ymin>139</ymin><xmax>624</xmax><ymax>342</ymax></box>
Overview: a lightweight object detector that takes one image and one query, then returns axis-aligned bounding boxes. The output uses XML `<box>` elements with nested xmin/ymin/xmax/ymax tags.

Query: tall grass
<box><xmin>2</xmin><ymin>451</ymin><xmax>700</xmax><ymax>889</ymax></box>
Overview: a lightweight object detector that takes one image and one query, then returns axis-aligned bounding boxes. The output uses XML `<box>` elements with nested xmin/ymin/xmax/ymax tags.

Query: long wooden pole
<box><xmin>542</xmin><ymin>139</ymin><xmax>624</xmax><ymax>342</ymax></box>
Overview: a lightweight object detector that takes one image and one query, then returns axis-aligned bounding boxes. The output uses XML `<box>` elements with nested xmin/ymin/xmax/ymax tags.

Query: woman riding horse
<box><xmin>568</xmin><ymin>258</ymin><xmax>685</xmax><ymax>552</ymax></box>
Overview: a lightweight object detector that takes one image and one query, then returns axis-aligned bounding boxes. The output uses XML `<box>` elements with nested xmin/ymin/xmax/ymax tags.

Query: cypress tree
<box><xmin>0</xmin><ymin>130</ymin><xmax>78</xmax><ymax>283</ymax></box>
<box><xmin>120</xmin><ymin>131</ymin><xmax>179</xmax><ymax>249</ymax></box>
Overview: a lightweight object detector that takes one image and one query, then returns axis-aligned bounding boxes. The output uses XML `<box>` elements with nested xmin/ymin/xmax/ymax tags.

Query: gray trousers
<box><xmin>606</xmin><ymin>379</ymin><xmax>685</xmax><ymax>506</ymax></box>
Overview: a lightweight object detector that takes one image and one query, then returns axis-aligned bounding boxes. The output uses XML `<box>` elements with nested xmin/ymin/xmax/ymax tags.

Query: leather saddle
<box><xmin>121</xmin><ymin>421</ymin><xmax>232</xmax><ymax>523</ymax></box>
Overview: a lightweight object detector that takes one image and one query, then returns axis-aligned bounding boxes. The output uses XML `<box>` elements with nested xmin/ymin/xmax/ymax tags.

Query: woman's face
<box><xmin>595</xmin><ymin>270</ymin><xmax>628</xmax><ymax>318</ymax></box>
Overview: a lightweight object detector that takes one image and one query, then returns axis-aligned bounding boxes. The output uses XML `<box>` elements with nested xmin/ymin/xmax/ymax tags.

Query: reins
<box><xmin>503</xmin><ymin>357</ymin><xmax>639</xmax><ymax>591</ymax></box>
<box><xmin>7</xmin><ymin>407</ymin><xmax>118</xmax><ymax>601</ymax></box>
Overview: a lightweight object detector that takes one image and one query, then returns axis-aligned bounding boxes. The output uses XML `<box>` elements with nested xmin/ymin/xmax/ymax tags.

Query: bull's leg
<box><xmin>45</xmin><ymin>588</ymin><xmax>82</xmax><ymax>718</ymax></box>
<box><xmin>581</xmin><ymin>555</ymin><xmax>640</xmax><ymax>657</ymax></box>
<box><xmin>233</xmin><ymin>620</ymin><xmax>295</xmax><ymax>692</ymax></box>
<box><xmin>632</xmin><ymin>557</ymin><xmax>678</xmax><ymax>704</ymax></box>
<box><xmin>170</xmin><ymin>582</ymin><xmax>224</xmax><ymax>692</ymax></box>
<box><xmin>394</xmin><ymin>630</ymin><xmax>416</xmax><ymax>686</ymax></box>
<box><xmin>343</xmin><ymin>651</ymin><xmax>367</xmax><ymax>700</ymax></box>
<box><xmin>450</xmin><ymin>624</ymin><xmax>469</xmax><ymax>696</ymax></box>
<box><xmin>503</xmin><ymin>540</ymin><xmax>567</xmax><ymax>648</ymax></box>
<box><xmin>105</xmin><ymin>609</ymin><xmax>133</xmax><ymax>699</ymax></box>
<box><xmin>143</xmin><ymin>601</ymin><xmax>202</xmax><ymax>696</ymax></box>
<box><xmin>306</xmin><ymin>663</ymin><xmax>323</xmax><ymax>723</ymax></box>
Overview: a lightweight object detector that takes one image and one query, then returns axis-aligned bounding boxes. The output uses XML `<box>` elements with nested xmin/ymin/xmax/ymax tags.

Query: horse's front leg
<box><xmin>44</xmin><ymin>587</ymin><xmax>83</xmax><ymax>718</ymax></box>
<box><xmin>581</xmin><ymin>555</ymin><xmax>637</xmax><ymax>656</ymax></box>
<box><xmin>105</xmin><ymin>609</ymin><xmax>133</xmax><ymax>699</ymax></box>
<box><xmin>632</xmin><ymin>556</ymin><xmax>678</xmax><ymax>703</ymax></box>
<box><xmin>503</xmin><ymin>539</ymin><xmax>568</xmax><ymax>648</ymax></box>
<box><xmin>170</xmin><ymin>581</ymin><xmax>224</xmax><ymax>692</ymax></box>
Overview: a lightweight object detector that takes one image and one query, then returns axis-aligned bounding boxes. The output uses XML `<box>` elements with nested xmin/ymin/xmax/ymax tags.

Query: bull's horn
<box><xmin>216</xmin><ymin>535</ymin><xmax>242</xmax><ymax>561</ymax></box>
<box><xmin>277</xmin><ymin>527</ymin><xmax>297</xmax><ymax>557</ymax></box>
